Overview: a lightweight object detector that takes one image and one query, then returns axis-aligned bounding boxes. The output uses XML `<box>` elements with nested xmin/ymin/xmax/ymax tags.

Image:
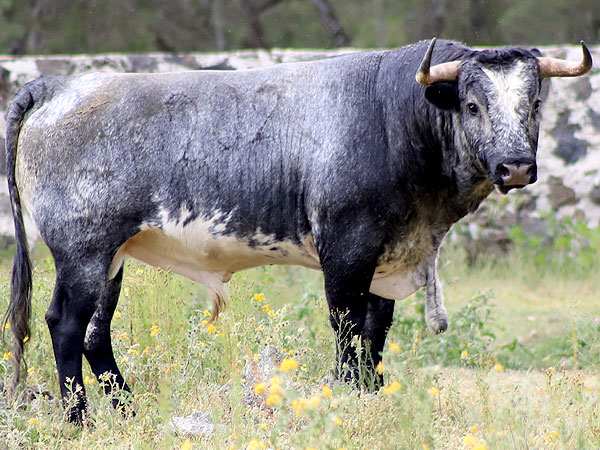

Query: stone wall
<box><xmin>0</xmin><ymin>46</ymin><xmax>597</xmax><ymax>254</ymax></box>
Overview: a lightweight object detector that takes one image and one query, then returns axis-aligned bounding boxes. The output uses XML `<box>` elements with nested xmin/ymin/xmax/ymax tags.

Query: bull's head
<box><xmin>416</xmin><ymin>38</ymin><xmax>592</xmax><ymax>194</ymax></box>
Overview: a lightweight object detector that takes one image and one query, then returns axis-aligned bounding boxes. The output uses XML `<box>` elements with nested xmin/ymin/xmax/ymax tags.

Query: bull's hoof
<box><xmin>426</xmin><ymin>308</ymin><xmax>448</xmax><ymax>334</ymax></box>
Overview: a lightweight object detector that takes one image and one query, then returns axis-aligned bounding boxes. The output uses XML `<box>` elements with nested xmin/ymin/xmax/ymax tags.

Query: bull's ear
<box><xmin>530</xmin><ymin>47</ymin><xmax>542</xmax><ymax>57</ymax></box>
<box><xmin>425</xmin><ymin>82</ymin><xmax>459</xmax><ymax>110</ymax></box>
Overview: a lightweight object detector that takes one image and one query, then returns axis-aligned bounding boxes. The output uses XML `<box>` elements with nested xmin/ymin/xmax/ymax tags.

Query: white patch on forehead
<box><xmin>482</xmin><ymin>61</ymin><xmax>528</xmax><ymax>122</ymax></box>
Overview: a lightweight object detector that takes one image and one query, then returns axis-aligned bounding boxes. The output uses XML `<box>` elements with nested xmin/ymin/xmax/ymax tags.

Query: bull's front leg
<box><xmin>424</xmin><ymin>253</ymin><xmax>448</xmax><ymax>333</ymax></box>
<box><xmin>318</xmin><ymin>224</ymin><xmax>384</xmax><ymax>389</ymax></box>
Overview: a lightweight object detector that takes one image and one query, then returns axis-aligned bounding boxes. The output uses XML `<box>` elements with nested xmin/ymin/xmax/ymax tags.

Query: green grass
<box><xmin>1</xmin><ymin>224</ymin><xmax>600</xmax><ymax>449</ymax></box>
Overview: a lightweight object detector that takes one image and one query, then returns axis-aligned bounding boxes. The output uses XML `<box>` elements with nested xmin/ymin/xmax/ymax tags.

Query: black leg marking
<box><xmin>83</xmin><ymin>266</ymin><xmax>133</xmax><ymax>414</ymax></box>
<box><xmin>45</xmin><ymin>257</ymin><xmax>110</xmax><ymax>424</ymax></box>
<box><xmin>362</xmin><ymin>293</ymin><xmax>395</xmax><ymax>388</ymax></box>
<box><xmin>318</xmin><ymin>226</ymin><xmax>383</xmax><ymax>389</ymax></box>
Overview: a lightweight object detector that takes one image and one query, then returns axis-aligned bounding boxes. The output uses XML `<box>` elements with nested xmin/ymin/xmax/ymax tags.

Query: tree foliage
<box><xmin>2</xmin><ymin>0</ymin><xmax>599</xmax><ymax>54</ymax></box>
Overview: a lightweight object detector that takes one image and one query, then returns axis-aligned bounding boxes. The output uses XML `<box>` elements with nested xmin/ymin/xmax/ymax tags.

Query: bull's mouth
<box><xmin>495</xmin><ymin>183</ymin><xmax>527</xmax><ymax>195</ymax></box>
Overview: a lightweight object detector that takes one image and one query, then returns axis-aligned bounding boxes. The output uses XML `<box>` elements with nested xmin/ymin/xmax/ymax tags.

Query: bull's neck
<box><xmin>419</xmin><ymin>107</ymin><xmax>495</xmax><ymax>224</ymax></box>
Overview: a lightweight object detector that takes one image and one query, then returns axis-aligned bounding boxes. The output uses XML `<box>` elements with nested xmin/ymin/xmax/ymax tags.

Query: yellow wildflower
<box><xmin>180</xmin><ymin>439</ymin><xmax>192</xmax><ymax>450</ymax></box>
<box><xmin>116</xmin><ymin>333</ymin><xmax>127</xmax><ymax>339</ymax></box>
<box><xmin>246</xmin><ymin>439</ymin><xmax>266</xmax><ymax>450</ymax></box>
<box><xmin>375</xmin><ymin>361</ymin><xmax>383</xmax><ymax>375</ymax></box>
<box><xmin>156</xmin><ymin>344</ymin><xmax>163</xmax><ymax>351</ymax></box>
<box><xmin>307</xmin><ymin>394</ymin><xmax>320</xmax><ymax>408</ymax></box>
<box><xmin>463</xmin><ymin>433</ymin><xmax>478</xmax><ymax>447</ymax></box>
<box><xmin>262</xmin><ymin>304</ymin><xmax>271</xmax><ymax>313</ymax></box>
<box><xmin>473</xmin><ymin>444</ymin><xmax>487</xmax><ymax>450</ymax></box>
<box><xmin>493</xmin><ymin>363</ymin><xmax>504</xmax><ymax>372</ymax></box>
<box><xmin>265</xmin><ymin>393</ymin><xmax>281</xmax><ymax>406</ymax></box>
<box><xmin>259</xmin><ymin>423</ymin><xmax>267</xmax><ymax>430</ymax></box>
<box><xmin>470</xmin><ymin>426</ymin><xmax>478</xmax><ymax>433</ymax></box>
<box><xmin>201</xmin><ymin>320</ymin><xmax>208</xmax><ymax>326</ymax></box>
<box><xmin>206</xmin><ymin>324</ymin><xmax>217</xmax><ymax>334</ymax></box>
<box><xmin>28</xmin><ymin>417</ymin><xmax>36</xmax><ymax>425</ymax></box>
<box><xmin>292</xmin><ymin>399</ymin><xmax>303</xmax><ymax>416</ymax></box>
<box><xmin>332</xmin><ymin>416</ymin><xmax>342</xmax><ymax>426</ymax></box>
<box><xmin>253</xmin><ymin>382</ymin><xmax>267</xmax><ymax>394</ymax></box>
<box><xmin>280</xmin><ymin>357</ymin><xmax>298</xmax><ymax>372</ymax></box>
<box><xmin>23</xmin><ymin>336</ymin><xmax>29</xmax><ymax>343</ymax></box>
<box><xmin>27</xmin><ymin>367</ymin><xmax>35</xmax><ymax>374</ymax></box>
<box><xmin>114</xmin><ymin>311</ymin><xmax>121</xmax><ymax>319</ymax></box>
<box><xmin>269</xmin><ymin>383</ymin><xmax>281</xmax><ymax>395</ymax></box>
<box><xmin>128</xmin><ymin>348</ymin><xmax>139</xmax><ymax>356</ymax></box>
<box><xmin>3</xmin><ymin>352</ymin><xmax>12</xmax><ymax>361</ymax></box>
<box><xmin>322</xmin><ymin>385</ymin><xmax>333</xmax><ymax>398</ymax></box>
<box><xmin>461</xmin><ymin>350</ymin><xmax>469</xmax><ymax>359</ymax></box>
<box><xmin>253</xmin><ymin>293</ymin><xmax>265</xmax><ymax>301</ymax></box>
<box><xmin>429</xmin><ymin>386</ymin><xmax>440</xmax><ymax>396</ymax></box>
<box><xmin>389</xmin><ymin>342</ymin><xmax>400</xmax><ymax>352</ymax></box>
<box><xmin>150</xmin><ymin>325</ymin><xmax>161</xmax><ymax>336</ymax></box>
<box><xmin>84</xmin><ymin>375</ymin><xmax>95</xmax><ymax>385</ymax></box>
<box><xmin>268</xmin><ymin>310</ymin><xmax>275</xmax><ymax>317</ymax></box>
<box><xmin>305</xmin><ymin>447</ymin><xmax>317</xmax><ymax>450</ymax></box>
<box><xmin>382</xmin><ymin>380</ymin><xmax>402</xmax><ymax>395</ymax></box>
<box><xmin>4</xmin><ymin>323</ymin><xmax>10</xmax><ymax>329</ymax></box>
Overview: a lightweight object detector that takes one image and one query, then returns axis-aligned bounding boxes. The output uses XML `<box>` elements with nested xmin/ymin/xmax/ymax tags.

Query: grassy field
<box><xmin>1</xmin><ymin>221</ymin><xmax>599</xmax><ymax>449</ymax></box>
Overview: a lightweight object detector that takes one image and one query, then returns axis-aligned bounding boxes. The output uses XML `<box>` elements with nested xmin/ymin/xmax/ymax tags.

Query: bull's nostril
<box><xmin>527</xmin><ymin>164</ymin><xmax>537</xmax><ymax>177</ymax></box>
<box><xmin>497</xmin><ymin>164</ymin><xmax>510</xmax><ymax>178</ymax></box>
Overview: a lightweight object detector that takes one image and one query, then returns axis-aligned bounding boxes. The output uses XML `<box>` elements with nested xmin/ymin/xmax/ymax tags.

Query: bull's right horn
<box><xmin>538</xmin><ymin>41</ymin><xmax>593</xmax><ymax>78</ymax></box>
<box><xmin>416</xmin><ymin>37</ymin><xmax>461</xmax><ymax>85</ymax></box>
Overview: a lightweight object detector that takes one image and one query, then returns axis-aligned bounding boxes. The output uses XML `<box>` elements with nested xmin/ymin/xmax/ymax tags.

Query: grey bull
<box><xmin>3</xmin><ymin>38</ymin><xmax>592</xmax><ymax>422</ymax></box>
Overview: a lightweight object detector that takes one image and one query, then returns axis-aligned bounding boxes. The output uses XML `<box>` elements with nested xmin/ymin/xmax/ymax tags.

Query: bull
<box><xmin>3</xmin><ymin>38</ymin><xmax>592</xmax><ymax>422</ymax></box>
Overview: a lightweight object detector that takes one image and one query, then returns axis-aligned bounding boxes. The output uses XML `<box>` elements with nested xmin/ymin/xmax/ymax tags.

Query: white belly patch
<box><xmin>369</xmin><ymin>267</ymin><xmax>426</xmax><ymax>300</ymax></box>
<box><xmin>369</xmin><ymin>264</ymin><xmax>427</xmax><ymax>300</ymax></box>
<box><xmin>109</xmin><ymin>208</ymin><xmax>320</xmax><ymax>318</ymax></box>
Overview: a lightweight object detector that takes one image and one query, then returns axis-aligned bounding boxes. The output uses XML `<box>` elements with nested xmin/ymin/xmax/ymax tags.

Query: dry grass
<box><xmin>0</xmin><ymin>236</ymin><xmax>599</xmax><ymax>449</ymax></box>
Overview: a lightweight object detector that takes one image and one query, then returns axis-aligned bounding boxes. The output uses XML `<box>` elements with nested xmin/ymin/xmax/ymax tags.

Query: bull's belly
<box><xmin>369</xmin><ymin>264</ymin><xmax>426</xmax><ymax>301</ymax></box>
<box><xmin>113</xmin><ymin>228</ymin><xmax>424</xmax><ymax>302</ymax></box>
<box><xmin>110</xmin><ymin>211</ymin><xmax>321</xmax><ymax>293</ymax></box>
<box><xmin>110</xmin><ymin>210</ymin><xmax>426</xmax><ymax>303</ymax></box>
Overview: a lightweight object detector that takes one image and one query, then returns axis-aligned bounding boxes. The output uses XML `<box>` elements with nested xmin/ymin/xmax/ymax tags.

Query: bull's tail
<box><xmin>2</xmin><ymin>77</ymin><xmax>54</xmax><ymax>389</ymax></box>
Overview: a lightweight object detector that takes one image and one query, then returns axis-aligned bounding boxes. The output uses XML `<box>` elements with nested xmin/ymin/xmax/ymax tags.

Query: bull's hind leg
<box><xmin>45</xmin><ymin>256</ymin><xmax>110</xmax><ymax>424</ymax></box>
<box><xmin>83</xmin><ymin>266</ymin><xmax>133</xmax><ymax>413</ymax></box>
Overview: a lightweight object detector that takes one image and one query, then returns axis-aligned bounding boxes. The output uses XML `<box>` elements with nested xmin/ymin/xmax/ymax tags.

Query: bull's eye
<box><xmin>467</xmin><ymin>102</ymin><xmax>479</xmax><ymax>115</ymax></box>
<box><xmin>533</xmin><ymin>99</ymin><xmax>542</xmax><ymax>114</ymax></box>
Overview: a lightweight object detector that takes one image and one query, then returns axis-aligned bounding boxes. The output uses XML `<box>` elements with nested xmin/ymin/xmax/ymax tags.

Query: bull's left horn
<box><xmin>416</xmin><ymin>37</ymin><xmax>461</xmax><ymax>85</ymax></box>
<box><xmin>538</xmin><ymin>41</ymin><xmax>593</xmax><ymax>78</ymax></box>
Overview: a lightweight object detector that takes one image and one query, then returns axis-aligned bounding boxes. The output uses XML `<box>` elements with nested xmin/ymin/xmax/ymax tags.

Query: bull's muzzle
<box><xmin>494</xmin><ymin>160</ymin><xmax>537</xmax><ymax>194</ymax></box>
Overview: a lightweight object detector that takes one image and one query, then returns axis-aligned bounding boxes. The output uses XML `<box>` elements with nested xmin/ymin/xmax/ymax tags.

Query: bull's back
<box><xmin>15</xmin><ymin>65</ymin><xmax>348</xmax><ymax>281</ymax></box>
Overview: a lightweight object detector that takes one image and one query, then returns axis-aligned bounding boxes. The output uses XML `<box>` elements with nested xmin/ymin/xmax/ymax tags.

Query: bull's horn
<box><xmin>538</xmin><ymin>41</ymin><xmax>593</xmax><ymax>78</ymax></box>
<box><xmin>416</xmin><ymin>38</ymin><xmax>461</xmax><ymax>85</ymax></box>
